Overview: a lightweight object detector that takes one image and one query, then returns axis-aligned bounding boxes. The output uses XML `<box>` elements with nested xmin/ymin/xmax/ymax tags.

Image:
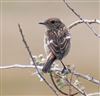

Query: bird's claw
<box><xmin>61</xmin><ymin>67</ymin><xmax>71</xmax><ymax>74</ymax></box>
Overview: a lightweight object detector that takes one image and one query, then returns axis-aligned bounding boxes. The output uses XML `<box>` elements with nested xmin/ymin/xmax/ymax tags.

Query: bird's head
<box><xmin>39</xmin><ymin>18</ymin><xmax>65</xmax><ymax>31</ymax></box>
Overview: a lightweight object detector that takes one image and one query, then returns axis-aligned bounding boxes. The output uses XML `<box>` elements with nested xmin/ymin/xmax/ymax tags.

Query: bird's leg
<box><xmin>60</xmin><ymin>60</ymin><xmax>71</xmax><ymax>74</ymax></box>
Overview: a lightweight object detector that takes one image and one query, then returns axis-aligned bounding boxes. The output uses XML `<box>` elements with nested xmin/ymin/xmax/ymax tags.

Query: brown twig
<box><xmin>18</xmin><ymin>24</ymin><xmax>58</xmax><ymax>96</ymax></box>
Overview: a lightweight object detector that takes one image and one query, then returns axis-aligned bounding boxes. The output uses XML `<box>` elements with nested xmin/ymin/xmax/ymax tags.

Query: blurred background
<box><xmin>0</xmin><ymin>0</ymin><xmax>100</xmax><ymax>96</ymax></box>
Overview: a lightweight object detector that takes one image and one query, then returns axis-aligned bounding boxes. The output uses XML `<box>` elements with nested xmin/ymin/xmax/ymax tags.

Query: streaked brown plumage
<box><xmin>39</xmin><ymin>18</ymin><xmax>71</xmax><ymax>73</ymax></box>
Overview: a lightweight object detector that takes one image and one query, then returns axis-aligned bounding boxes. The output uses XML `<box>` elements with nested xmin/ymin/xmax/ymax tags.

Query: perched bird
<box><xmin>39</xmin><ymin>18</ymin><xmax>71</xmax><ymax>73</ymax></box>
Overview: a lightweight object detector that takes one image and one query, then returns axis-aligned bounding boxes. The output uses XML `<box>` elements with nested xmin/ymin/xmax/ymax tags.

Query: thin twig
<box><xmin>73</xmin><ymin>72</ymin><xmax>100</xmax><ymax>86</ymax></box>
<box><xmin>87</xmin><ymin>92</ymin><xmax>100</xmax><ymax>96</ymax></box>
<box><xmin>69</xmin><ymin>69</ymin><xmax>74</xmax><ymax>95</ymax></box>
<box><xmin>67</xmin><ymin>19</ymin><xmax>100</xmax><ymax>30</ymax></box>
<box><xmin>63</xmin><ymin>0</ymin><xmax>100</xmax><ymax>38</ymax></box>
<box><xmin>18</xmin><ymin>24</ymin><xmax>58</xmax><ymax>96</ymax></box>
<box><xmin>0</xmin><ymin>64</ymin><xmax>42</xmax><ymax>69</ymax></box>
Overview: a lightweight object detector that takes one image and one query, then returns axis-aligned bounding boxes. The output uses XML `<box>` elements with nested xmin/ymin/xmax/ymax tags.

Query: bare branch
<box><xmin>63</xmin><ymin>0</ymin><xmax>100</xmax><ymax>38</ymax></box>
<box><xmin>73</xmin><ymin>72</ymin><xmax>100</xmax><ymax>86</ymax></box>
<box><xmin>18</xmin><ymin>24</ymin><xmax>58</xmax><ymax>96</ymax></box>
<box><xmin>0</xmin><ymin>64</ymin><xmax>41</xmax><ymax>69</ymax></box>
<box><xmin>87</xmin><ymin>92</ymin><xmax>100</xmax><ymax>96</ymax></box>
<box><xmin>68</xmin><ymin>19</ymin><xmax>100</xmax><ymax>30</ymax></box>
<box><xmin>0</xmin><ymin>63</ymin><xmax>100</xmax><ymax>86</ymax></box>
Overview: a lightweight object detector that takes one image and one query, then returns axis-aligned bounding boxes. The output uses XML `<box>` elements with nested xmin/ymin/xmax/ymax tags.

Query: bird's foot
<box><xmin>42</xmin><ymin>67</ymin><xmax>51</xmax><ymax>73</ymax></box>
<box><xmin>61</xmin><ymin>66</ymin><xmax>71</xmax><ymax>74</ymax></box>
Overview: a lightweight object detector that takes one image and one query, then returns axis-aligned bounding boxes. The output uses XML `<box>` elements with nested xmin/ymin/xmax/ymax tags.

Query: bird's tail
<box><xmin>42</xmin><ymin>53</ymin><xmax>56</xmax><ymax>73</ymax></box>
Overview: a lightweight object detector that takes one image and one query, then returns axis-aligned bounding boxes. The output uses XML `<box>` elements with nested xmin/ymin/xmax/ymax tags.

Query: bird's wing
<box><xmin>47</xmin><ymin>29</ymin><xmax>71</xmax><ymax>59</ymax></box>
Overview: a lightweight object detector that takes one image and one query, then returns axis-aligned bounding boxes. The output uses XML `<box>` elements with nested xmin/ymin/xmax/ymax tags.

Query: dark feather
<box><xmin>47</xmin><ymin>28</ymin><xmax>70</xmax><ymax>59</ymax></box>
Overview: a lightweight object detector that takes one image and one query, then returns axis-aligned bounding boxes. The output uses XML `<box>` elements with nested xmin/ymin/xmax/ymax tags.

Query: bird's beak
<box><xmin>39</xmin><ymin>22</ymin><xmax>46</xmax><ymax>25</ymax></box>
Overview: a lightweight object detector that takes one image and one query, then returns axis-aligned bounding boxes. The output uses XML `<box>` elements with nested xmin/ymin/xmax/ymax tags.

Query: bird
<box><xmin>39</xmin><ymin>18</ymin><xmax>71</xmax><ymax>73</ymax></box>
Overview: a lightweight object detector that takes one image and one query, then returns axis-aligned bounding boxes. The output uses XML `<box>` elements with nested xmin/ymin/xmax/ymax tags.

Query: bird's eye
<box><xmin>51</xmin><ymin>20</ymin><xmax>55</xmax><ymax>24</ymax></box>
